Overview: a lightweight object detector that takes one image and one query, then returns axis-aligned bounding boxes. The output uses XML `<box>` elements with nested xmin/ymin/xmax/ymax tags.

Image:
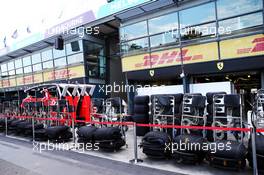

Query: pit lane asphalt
<box><xmin>0</xmin><ymin>135</ymin><xmax>182</xmax><ymax>175</ymax></box>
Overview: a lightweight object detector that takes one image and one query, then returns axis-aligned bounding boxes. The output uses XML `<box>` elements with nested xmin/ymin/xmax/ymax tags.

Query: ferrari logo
<box><xmin>149</xmin><ymin>70</ymin><xmax>155</xmax><ymax>77</ymax></box>
<box><xmin>217</xmin><ymin>62</ymin><xmax>224</xmax><ymax>70</ymax></box>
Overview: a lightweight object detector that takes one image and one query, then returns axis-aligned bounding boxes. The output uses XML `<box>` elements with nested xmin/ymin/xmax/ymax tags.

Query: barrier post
<box><xmin>32</xmin><ymin>115</ymin><xmax>35</xmax><ymax>142</ymax></box>
<box><xmin>250</xmin><ymin>127</ymin><xmax>258</xmax><ymax>175</ymax></box>
<box><xmin>71</xmin><ymin>117</ymin><xmax>76</xmax><ymax>144</ymax></box>
<box><xmin>5</xmin><ymin>116</ymin><xmax>8</xmax><ymax>136</ymax></box>
<box><xmin>129</xmin><ymin>122</ymin><xmax>143</xmax><ymax>164</ymax></box>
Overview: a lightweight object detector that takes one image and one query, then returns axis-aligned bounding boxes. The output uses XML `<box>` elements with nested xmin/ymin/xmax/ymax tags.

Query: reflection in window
<box><xmin>217</xmin><ymin>0</ymin><xmax>263</xmax><ymax>19</ymax></box>
<box><xmin>15</xmin><ymin>59</ymin><xmax>22</xmax><ymax>68</ymax></box>
<box><xmin>32</xmin><ymin>53</ymin><xmax>41</xmax><ymax>64</ymax></box>
<box><xmin>150</xmin><ymin>31</ymin><xmax>179</xmax><ymax>47</ymax></box>
<box><xmin>23</xmin><ymin>56</ymin><xmax>31</xmax><ymax>66</ymax></box>
<box><xmin>16</xmin><ymin>68</ymin><xmax>23</xmax><ymax>75</ymax></box>
<box><xmin>9</xmin><ymin>70</ymin><xmax>15</xmax><ymax>76</ymax></box>
<box><xmin>33</xmin><ymin>64</ymin><xmax>42</xmax><ymax>72</ymax></box>
<box><xmin>218</xmin><ymin>12</ymin><xmax>263</xmax><ymax>35</ymax></box>
<box><xmin>66</xmin><ymin>40</ymin><xmax>83</xmax><ymax>55</ymax></box>
<box><xmin>43</xmin><ymin>61</ymin><xmax>53</xmax><ymax>69</ymax></box>
<box><xmin>53</xmin><ymin>48</ymin><xmax>66</xmax><ymax>58</ymax></box>
<box><xmin>149</xmin><ymin>12</ymin><xmax>178</xmax><ymax>35</ymax></box>
<box><xmin>120</xmin><ymin>21</ymin><xmax>148</xmax><ymax>41</ymax></box>
<box><xmin>67</xmin><ymin>53</ymin><xmax>83</xmax><ymax>65</ymax></box>
<box><xmin>179</xmin><ymin>2</ymin><xmax>215</xmax><ymax>27</ymax></box>
<box><xmin>83</xmin><ymin>41</ymin><xmax>105</xmax><ymax>56</ymax></box>
<box><xmin>41</xmin><ymin>49</ymin><xmax>53</xmax><ymax>61</ymax></box>
<box><xmin>24</xmin><ymin>66</ymin><xmax>32</xmax><ymax>74</ymax></box>
<box><xmin>1</xmin><ymin>72</ymin><xmax>8</xmax><ymax>77</ymax></box>
<box><xmin>54</xmin><ymin>57</ymin><xmax>67</xmax><ymax>67</ymax></box>
<box><xmin>1</xmin><ymin>64</ymin><xmax>7</xmax><ymax>72</ymax></box>
<box><xmin>181</xmin><ymin>22</ymin><xmax>216</xmax><ymax>41</ymax></box>
<box><xmin>7</xmin><ymin>61</ymin><xmax>15</xmax><ymax>70</ymax></box>
<box><xmin>121</xmin><ymin>37</ymin><xmax>149</xmax><ymax>53</ymax></box>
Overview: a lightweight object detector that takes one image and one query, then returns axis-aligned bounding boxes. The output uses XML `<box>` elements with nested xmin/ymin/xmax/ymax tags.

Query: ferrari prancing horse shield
<box><xmin>217</xmin><ymin>62</ymin><xmax>224</xmax><ymax>70</ymax></box>
<box><xmin>149</xmin><ymin>70</ymin><xmax>155</xmax><ymax>77</ymax></box>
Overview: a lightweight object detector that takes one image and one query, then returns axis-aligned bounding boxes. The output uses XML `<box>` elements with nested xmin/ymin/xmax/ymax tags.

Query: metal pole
<box><xmin>129</xmin><ymin>122</ymin><xmax>143</xmax><ymax>164</ymax></box>
<box><xmin>250</xmin><ymin>127</ymin><xmax>258</xmax><ymax>175</ymax></box>
<box><xmin>5</xmin><ymin>115</ymin><xmax>8</xmax><ymax>136</ymax></box>
<box><xmin>71</xmin><ymin>116</ymin><xmax>75</xmax><ymax>144</ymax></box>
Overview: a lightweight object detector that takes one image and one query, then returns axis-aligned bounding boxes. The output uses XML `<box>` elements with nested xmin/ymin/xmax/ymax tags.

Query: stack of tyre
<box><xmin>141</xmin><ymin>131</ymin><xmax>171</xmax><ymax>159</ymax></box>
<box><xmin>172</xmin><ymin>94</ymin><xmax>208</xmax><ymax>164</ymax></box>
<box><xmin>44</xmin><ymin>125</ymin><xmax>73</xmax><ymax>142</ymax></box>
<box><xmin>0</xmin><ymin>118</ymin><xmax>5</xmax><ymax>131</ymax></box>
<box><xmin>207</xmin><ymin>94</ymin><xmax>247</xmax><ymax>170</ymax></box>
<box><xmin>132</xmin><ymin>96</ymin><xmax>150</xmax><ymax>136</ymax></box>
<box><xmin>77</xmin><ymin>125</ymin><xmax>125</xmax><ymax>151</ymax></box>
<box><xmin>206</xmin><ymin>92</ymin><xmax>226</xmax><ymax>142</ymax></box>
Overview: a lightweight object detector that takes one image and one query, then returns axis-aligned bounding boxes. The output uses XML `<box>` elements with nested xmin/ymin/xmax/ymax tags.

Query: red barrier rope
<box><xmin>1</xmin><ymin>114</ymin><xmax>264</xmax><ymax>133</ymax></box>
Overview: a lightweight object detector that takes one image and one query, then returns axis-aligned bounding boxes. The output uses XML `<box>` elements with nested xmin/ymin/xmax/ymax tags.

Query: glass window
<box><xmin>23</xmin><ymin>56</ymin><xmax>31</xmax><ymax>66</ymax></box>
<box><xmin>53</xmin><ymin>48</ymin><xmax>66</xmax><ymax>58</ymax></box>
<box><xmin>15</xmin><ymin>59</ymin><xmax>22</xmax><ymax>68</ymax></box>
<box><xmin>24</xmin><ymin>66</ymin><xmax>32</xmax><ymax>74</ymax></box>
<box><xmin>149</xmin><ymin>12</ymin><xmax>179</xmax><ymax>35</ymax></box>
<box><xmin>83</xmin><ymin>41</ymin><xmax>105</xmax><ymax>56</ymax></box>
<box><xmin>54</xmin><ymin>57</ymin><xmax>67</xmax><ymax>67</ymax></box>
<box><xmin>8</xmin><ymin>70</ymin><xmax>15</xmax><ymax>76</ymax></box>
<box><xmin>150</xmin><ymin>31</ymin><xmax>179</xmax><ymax>47</ymax></box>
<box><xmin>121</xmin><ymin>37</ymin><xmax>149</xmax><ymax>53</ymax></box>
<box><xmin>179</xmin><ymin>3</ymin><xmax>216</xmax><ymax>27</ymax></box>
<box><xmin>1</xmin><ymin>72</ymin><xmax>8</xmax><ymax>77</ymax></box>
<box><xmin>67</xmin><ymin>53</ymin><xmax>84</xmax><ymax>65</ymax></box>
<box><xmin>1</xmin><ymin>64</ymin><xmax>7</xmax><ymax>72</ymax></box>
<box><xmin>181</xmin><ymin>22</ymin><xmax>217</xmax><ymax>40</ymax></box>
<box><xmin>16</xmin><ymin>68</ymin><xmax>23</xmax><ymax>75</ymax></box>
<box><xmin>66</xmin><ymin>40</ymin><xmax>83</xmax><ymax>55</ymax></box>
<box><xmin>33</xmin><ymin>64</ymin><xmax>42</xmax><ymax>72</ymax></box>
<box><xmin>7</xmin><ymin>61</ymin><xmax>14</xmax><ymax>70</ymax></box>
<box><xmin>217</xmin><ymin>0</ymin><xmax>263</xmax><ymax>19</ymax></box>
<box><xmin>32</xmin><ymin>53</ymin><xmax>41</xmax><ymax>64</ymax></box>
<box><xmin>218</xmin><ymin>12</ymin><xmax>263</xmax><ymax>35</ymax></box>
<box><xmin>43</xmin><ymin>61</ymin><xmax>53</xmax><ymax>69</ymax></box>
<box><xmin>41</xmin><ymin>49</ymin><xmax>53</xmax><ymax>61</ymax></box>
<box><xmin>120</xmin><ymin>21</ymin><xmax>148</xmax><ymax>41</ymax></box>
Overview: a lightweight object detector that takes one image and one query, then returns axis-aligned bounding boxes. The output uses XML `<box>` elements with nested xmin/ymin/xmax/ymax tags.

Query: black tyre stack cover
<box><xmin>132</xmin><ymin>96</ymin><xmax>150</xmax><ymax>136</ymax></box>
<box><xmin>207</xmin><ymin>140</ymin><xmax>247</xmax><ymax>170</ymax></box>
<box><xmin>45</xmin><ymin>125</ymin><xmax>73</xmax><ymax>141</ymax></box>
<box><xmin>141</xmin><ymin>131</ymin><xmax>171</xmax><ymax>159</ymax></box>
<box><xmin>77</xmin><ymin>126</ymin><xmax>125</xmax><ymax>151</ymax></box>
<box><xmin>172</xmin><ymin>134</ymin><xmax>208</xmax><ymax>164</ymax></box>
<box><xmin>247</xmin><ymin>134</ymin><xmax>264</xmax><ymax>171</ymax></box>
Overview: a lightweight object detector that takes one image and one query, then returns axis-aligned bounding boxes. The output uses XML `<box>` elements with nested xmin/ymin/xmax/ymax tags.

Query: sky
<box><xmin>0</xmin><ymin>0</ymin><xmax>106</xmax><ymax>48</ymax></box>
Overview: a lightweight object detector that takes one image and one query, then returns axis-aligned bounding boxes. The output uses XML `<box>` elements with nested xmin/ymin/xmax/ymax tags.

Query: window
<box><xmin>1</xmin><ymin>64</ymin><xmax>7</xmax><ymax>72</ymax></box>
<box><xmin>150</xmin><ymin>31</ymin><xmax>179</xmax><ymax>47</ymax></box>
<box><xmin>149</xmin><ymin>12</ymin><xmax>179</xmax><ymax>35</ymax></box>
<box><xmin>217</xmin><ymin>0</ymin><xmax>263</xmax><ymax>19</ymax></box>
<box><xmin>179</xmin><ymin>3</ymin><xmax>216</xmax><ymax>27</ymax></box>
<box><xmin>54</xmin><ymin>57</ymin><xmax>67</xmax><ymax>67</ymax></box>
<box><xmin>66</xmin><ymin>40</ymin><xmax>83</xmax><ymax>55</ymax></box>
<box><xmin>24</xmin><ymin>66</ymin><xmax>32</xmax><ymax>74</ymax></box>
<box><xmin>7</xmin><ymin>61</ymin><xmax>14</xmax><ymax>70</ymax></box>
<box><xmin>181</xmin><ymin>22</ymin><xmax>216</xmax><ymax>41</ymax></box>
<box><xmin>15</xmin><ymin>59</ymin><xmax>22</xmax><ymax>68</ymax></box>
<box><xmin>16</xmin><ymin>68</ymin><xmax>23</xmax><ymax>75</ymax></box>
<box><xmin>8</xmin><ymin>70</ymin><xmax>15</xmax><ymax>76</ymax></box>
<box><xmin>23</xmin><ymin>56</ymin><xmax>31</xmax><ymax>66</ymax></box>
<box><xmin>67</xmin><ymin>53</ymin><xmax>83</xmax><ymax>65</ymax></box>
<box><xmin>218</xmin><ymin>12</ymin><xmax>263</xmax><ymax>35</ymax></box>
<box><xmin>121</xmin><ymin>37</ymin><xmax>149</xmax><ymax>53</ymax></box>
<box><xmin>120</xmin><ymin>21</ymin><xmax>148</xmax><ymax>41</ymax></box>
<box><xmin>83</xmin><ymin>41</ymin><xmax>105</xmax><ymax>56</ymax></box>
<box><xmin>33</xmin><ymin>64</ymin><xmax>42</xmax><ymax>72</ymax></box>
<box><xmin>32</xmin><ymin>53</ymin><xmax>41</xmax><ymax>64</ymax></box>
<box><xmin>53</xmin><ymin>48</ymin><xmax>66</xmax><ymax>58</ymax></box>
<box><xmin>41</xmin><ymin>49</ymin><xmax>53</xmax><ymax>61</ymax></box>
<box><xmin>43</xmin><ymin>61</ymin><xmax>53</xmax><ymax>69</ymax></box>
